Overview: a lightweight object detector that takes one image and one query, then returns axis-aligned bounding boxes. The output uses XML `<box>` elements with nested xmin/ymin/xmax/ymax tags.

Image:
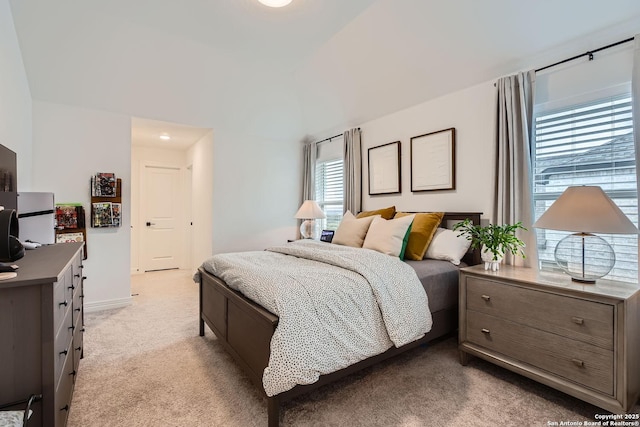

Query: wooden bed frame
<box><xmin>198</xmin><ymin>212</ymin><xmax>482</xmax><ymax>426</ymax></box>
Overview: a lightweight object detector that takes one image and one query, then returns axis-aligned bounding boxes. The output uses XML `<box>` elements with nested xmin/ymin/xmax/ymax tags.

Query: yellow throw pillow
<box><xmin>394</xmin><ymin>212</ymin><xmax>444</xmax><ymax>260</ymax></box>
<box><xmin>356</xmin><ymin>206</ymin><xmax>396</xmax><ymax>220</ymax></box>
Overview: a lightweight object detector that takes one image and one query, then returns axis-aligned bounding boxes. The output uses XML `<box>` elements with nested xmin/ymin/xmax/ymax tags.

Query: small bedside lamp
<box><xmin>294</xmin><ymin>200</ymin><xmax>326</xmax><ymax>239</ymax></box>
<box><xmin>533</xmin><ymin>186</ymin><xmax>638</xmax><ymax>283</ymax></box>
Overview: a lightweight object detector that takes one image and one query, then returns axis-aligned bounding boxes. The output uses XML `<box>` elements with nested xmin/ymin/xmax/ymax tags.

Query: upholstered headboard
<box><xmin>441</xmin><ymin>212</ymin><xmax>482</xmax><ymax>266</ymax></box>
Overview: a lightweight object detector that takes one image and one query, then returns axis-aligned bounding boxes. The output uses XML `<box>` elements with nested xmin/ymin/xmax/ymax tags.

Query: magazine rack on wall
<box><xmin>90</xmin><ymin>176</ymin><xmax>122</xmax><ymax>228</ymax></box>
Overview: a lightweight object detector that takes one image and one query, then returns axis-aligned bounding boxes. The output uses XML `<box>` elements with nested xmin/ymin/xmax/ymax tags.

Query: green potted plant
<box><xmin>453</xmin><ymin>219</ymin><xmax>527</xmax><ymax>271</ymax></box>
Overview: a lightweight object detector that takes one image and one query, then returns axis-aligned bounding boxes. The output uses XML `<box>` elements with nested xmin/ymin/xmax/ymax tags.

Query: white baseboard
<box><xmin>84</xmin><ymin>296</ymin><xmax>132</xmax><ymax>313</ymax></box>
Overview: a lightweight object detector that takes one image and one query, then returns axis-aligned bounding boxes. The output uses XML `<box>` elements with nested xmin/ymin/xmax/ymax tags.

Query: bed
<box><xmin>197</xmin><ymin>212</ymin><xmax>481</xmax><ymax>426</ymax></box>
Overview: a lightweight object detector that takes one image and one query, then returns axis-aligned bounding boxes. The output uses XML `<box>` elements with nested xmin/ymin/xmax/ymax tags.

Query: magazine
<box><xmin>92</xmin><ymin>202</ymin><xmax>114</xmax><ymax>227</ymax></box>
<box><xmin>111</xmin><ymin>203</ymin><xmax>121</xmax><ymax>227</ymax></box>
<box><xmin>56</xmin><ymin>232</ymin><xmax>84</xmax><ymax>243</ymax></box>
<box><xmin>56</xmin><ymin>205</ymin><xmax>78</xmax><ymax>229</ymax></box>
<box><xmin>92</xmin><ymin>173</ymin><xmax>117</xmax><ymax>197</ymax></box>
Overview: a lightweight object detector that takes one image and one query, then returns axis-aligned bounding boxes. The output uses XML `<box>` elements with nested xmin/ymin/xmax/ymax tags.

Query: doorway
<box><xmin>130</xmin><ymin>117</ymin><xmax>213</xmax><ymax>275</ymax></box>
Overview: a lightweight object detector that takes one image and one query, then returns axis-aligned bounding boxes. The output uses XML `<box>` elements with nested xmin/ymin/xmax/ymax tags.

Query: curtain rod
<box><xmin>315</xmin><ymin>133</ymin><xmax>342</xmax><ymax>145</ymax></box>
<box><xmin>535</xmin><ymin>36</ymin><xmax>634</xmax><ymax>73</ymax></box>
<box><xmin>314</xmin><ymin>128</ymin><xmax>361</xmax><ymax>145</ymax></box>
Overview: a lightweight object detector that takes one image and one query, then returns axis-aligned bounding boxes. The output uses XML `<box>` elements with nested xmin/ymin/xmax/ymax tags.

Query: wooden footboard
<box><xmin>199</xmin><ymin>271</ymin><xmax>276</xmax><ymax>391</ymax></box>
<box><xmin>199</xmin><ymin>268</ymin><xmax>458</xmax><ymax>426</ymax></box>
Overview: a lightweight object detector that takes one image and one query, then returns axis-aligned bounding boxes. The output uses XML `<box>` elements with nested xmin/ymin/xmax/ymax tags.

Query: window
<box><xmin>315</xmin><ymin>158</ymin><xmax>343</xmax><ymax>231</ymax></box>
<box><xmin>532</xmin><ymin>94</ymin><xmax>637</xmax><ymax>282</ymax></box>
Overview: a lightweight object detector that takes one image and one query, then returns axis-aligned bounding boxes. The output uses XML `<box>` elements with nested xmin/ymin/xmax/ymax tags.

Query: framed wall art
<box><xmin>410</xmin><ymin>128</ymin><xmax>456</xmax><ymax>192</ymax></box>
<box><xmin>368</xmin><ymin>141</ymin><xmax>401</xmax><ymax>195</ymax></box>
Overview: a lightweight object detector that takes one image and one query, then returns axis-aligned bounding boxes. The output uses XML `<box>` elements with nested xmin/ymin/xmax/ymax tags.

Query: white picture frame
<box><xmin>368</xmin><ymin>141</ymin><xmax>401</xmax><ymax>195</ymax></box>
<box><xmin>410</xmin><ymin>128</ymin><xmax>456</xmax><ymax>192</ymax></box>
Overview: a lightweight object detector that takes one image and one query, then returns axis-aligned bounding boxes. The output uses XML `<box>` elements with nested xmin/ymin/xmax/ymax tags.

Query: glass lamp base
<box><xmin>299</xmin><ymin>219</ymin><xmax>316</xmax><ymax>239</ymax></box>
<box><xmin>554</xmin><ymin>233</ymin><xmax>615</xmax><ymax>283</ymax></box>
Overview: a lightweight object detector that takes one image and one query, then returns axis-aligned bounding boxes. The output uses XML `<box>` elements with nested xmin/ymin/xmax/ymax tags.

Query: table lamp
<box><xmin>294</xmin><ymin>200</ymin><xmax>326</xmax><ymax>239</ymax></box>
<box><xmin>532</xmin><ymin>185</ymin><xmax>638</xmax><ymax>283</ymax></box>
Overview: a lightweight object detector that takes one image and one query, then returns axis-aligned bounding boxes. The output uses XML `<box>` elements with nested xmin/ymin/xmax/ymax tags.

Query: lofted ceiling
<box><xmin>9</xmin><ymin>0</ymin><xmax>640</xmax><ymax>143</ymax></box>
<box><xmin>131</xmin><ymin>117</ymin><xmax>211</xmax><ymax>149</ymax></box>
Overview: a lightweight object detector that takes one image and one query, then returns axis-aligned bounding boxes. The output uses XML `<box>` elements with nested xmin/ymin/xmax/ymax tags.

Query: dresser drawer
<box><xmin>55</xmin><ymin>346</ymin><xmax>75</xmax><ymax>426</ymax></box>
<box><xmin>53</xmin><ymin>278</ymin><xmax>71</xmax><ymax>336</ymax></box>
<box><xmin>466</xmin><ymin>309</ymin><xmax>614</xmax><ymax>395</ymax></box>
<box><xmin>73</xmin><ymin>318</ymin><xmax>84</xmax><ymax>370</ymax></box>
<box><xmin>73</xmin><ymin>282</ymin><xmax>83</xmax><ymax>312</ymax></box>
<box><xmin>54</xmin><ymin>319</ymin><xmax>74</xmax><ymax>384</ymax></box>
<box><xmin>72</xmin><ymin>255</ymin><xmax>83</xmax><ymax>285</ymax></box>
<box><xmin>465</xmin><ymin>276</ymin><xmax>614</xmax><ymax>349</ymax></box>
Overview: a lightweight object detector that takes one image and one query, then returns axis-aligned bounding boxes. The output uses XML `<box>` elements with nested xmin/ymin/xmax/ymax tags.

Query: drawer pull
<box><xmin>59</xmin><ymin>349</ymin><xmax>68</xmax><ymax>356</ymax></box>
<box><xmin>571</xmin><ymin>316</ymin><xmax>584</xmax><ymax>325</ymax></box>
<box><xmin>59</xmin><ymin>300</ymin><xmax>68</xmax><ymax>307</ymax></box>
<box><xmin>69</xmin><ymin>325</ymin><xmax>75</xmax><ymax>332</ymax></box>
<box><xmin>74</xmin><ymin>273</ymin><xmax>81</xmax><ymax>278</ymax></box>
<box><xmin>481</xmin><ymin>328</ymin><xmax>491</xmax><ymax>334</ymax></box>
<box><xmin>60</xmin><ymin>405</ymin><xmax>69</xmax><ymax>412</ymax></box>
<box><xmin>75</xmin><ymin>308</ymin><xmax>81</xmax><ymax>312</ymax></box>
<box><xmin>481</xmin><ymin>295</ymin><xmax>491</xmax><ymax>301</ymax></box>
<box><xmin>75</xmin><ymin>346</ymin><xmax>82</xmax><ymax>352</ymax></box>
<box><xmin>69</xmin><ymin>370</ymin><xmax>77</xmax><ymax>377</ymax></box>
<box><xmin>571</xmin><ymin>358</ymin><xmax>585</xmax><ymax>368</ymax></box>
<box><xmin>68</xmin><ymin>285</ymin><xmax>75</xmax><ymax>290</ymax></box>
<box><xmin>82</xmin><ymin>276</ymin><xmax>87</xmax><ymax>280</ymax></box>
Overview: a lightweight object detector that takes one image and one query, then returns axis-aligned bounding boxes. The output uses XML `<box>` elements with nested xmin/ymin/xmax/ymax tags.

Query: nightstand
<box><xmin>459</xmin><ymin>264</ymin><xmax>640</xmax><ymax>413</ymax></box>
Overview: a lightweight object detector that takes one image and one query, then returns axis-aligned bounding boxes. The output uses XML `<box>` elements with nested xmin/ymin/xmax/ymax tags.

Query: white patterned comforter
<box><xmin>198</xmin><ymin>240</ymin><xmax>432</xmax><ymax>396</ymax></box>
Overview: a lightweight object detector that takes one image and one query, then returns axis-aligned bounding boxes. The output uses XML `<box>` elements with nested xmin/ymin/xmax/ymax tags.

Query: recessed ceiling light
<box><xmin>257</xmin><ymin>0</ymin><xmax>292</xmax><ymax>7</ymax></box>
<box><xmin>159</xmin><ymin>134</ymin><xmax>171</xmax><ymax>141</ymax></box>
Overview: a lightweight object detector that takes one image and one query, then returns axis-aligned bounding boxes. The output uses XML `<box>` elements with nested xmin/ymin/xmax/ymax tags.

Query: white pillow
<box><xmin>424</xmin><ymin>228</ymin><xmax>472</xmax><ymax>265</ymax></box>
<box><xmin>362</xmin><ymin>214</ymin><xmax>415</xmax><ymax>257</ymax></box>
<box><xmin>332</xmin><ymin>211</ymin><xmax>377</xmax><ymax>248</ymax></box>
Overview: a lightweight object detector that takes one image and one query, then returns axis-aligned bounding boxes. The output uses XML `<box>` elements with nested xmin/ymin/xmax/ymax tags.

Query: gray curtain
<box><xmin>301</xmin><ymin>141</ymin><xmax>317</xmax><ymax>202</ymax></box>
<box><xmin>633</xmin><ymin>34</ymin><xmax>640</xmax><ymax>269</ymax></box>
<box><xmin>343</xmin><ymin>128</ymin><xmax>362</xmax><ymax>214</ymax></box>
<box><xmin>494</xmin><ymin>70</ymin><xmax>537</xmax><ymax>268</ymax></box>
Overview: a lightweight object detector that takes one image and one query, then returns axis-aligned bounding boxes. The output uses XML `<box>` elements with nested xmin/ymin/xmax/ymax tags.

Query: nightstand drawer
<box><xmin>466</xmin><ymin>276</ymin><xmax>614</xmax><ymax>350</ymax></box>
<box><xmin>466</xmin><ymin>310</ymin><xmax>614</xmax><ymax>395</ymax></box>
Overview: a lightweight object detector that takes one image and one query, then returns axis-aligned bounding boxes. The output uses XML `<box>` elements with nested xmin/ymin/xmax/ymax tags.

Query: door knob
<box><xmin>146</xmin><ymin>222</ymin><xmax>156</xmax><ymax>227</ymax></box>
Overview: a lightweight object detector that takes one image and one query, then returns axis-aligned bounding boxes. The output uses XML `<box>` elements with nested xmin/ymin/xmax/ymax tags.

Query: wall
<box><xmin>32</xmin><ymin>100</ymin><xmax>132</xmax><ymax>312</ymax></box>
<box><xmin>186</xmin><ymin>131</ymin><xmax>214</xmax><ymax>270</ymax></box>
<box><xmin>211</xmin><ymin>129</ymin><xmax>301</xmax><ymax>253</ymax></box>
<box><xmin>0</xmin><ymin>0</ymin><xmax>32</xmax><ymax>190</ymax></box>
<box><xmin>130</xmin><ymin>145</ymin><xmax>188</xmax><ymax>273</ymax></box>
<box><xmin>360</xmin><ymin>81</ymin><xmax>496</xmax><ymax>221</ymax></box>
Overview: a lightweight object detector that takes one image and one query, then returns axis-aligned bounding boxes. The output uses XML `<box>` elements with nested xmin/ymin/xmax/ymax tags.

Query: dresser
<box><xmin>0</xmin><ymin>242</ymin><xmax>85</xmax><ymax>426</ymax></box>
<box><xmin>459</xmin><ymin>265</ymin><xmax>640</xmax><ymax>413</ymax></box>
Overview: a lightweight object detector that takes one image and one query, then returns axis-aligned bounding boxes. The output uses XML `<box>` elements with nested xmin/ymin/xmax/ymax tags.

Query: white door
<box><xmin>142</xmin><ymin>165</ymin><xmax>182</xmax><ymax>271</ymax></box>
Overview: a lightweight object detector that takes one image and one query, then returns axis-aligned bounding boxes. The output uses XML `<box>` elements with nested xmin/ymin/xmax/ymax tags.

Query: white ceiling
<box><xmin>131</xmin><ymin>117</ymin><xmax>211</xmax><ymax>149</ymax></box>
<box><xmin>9</xmin><ymin>0</ymin><xmax>640</xmax><ymax>144</ymax></box>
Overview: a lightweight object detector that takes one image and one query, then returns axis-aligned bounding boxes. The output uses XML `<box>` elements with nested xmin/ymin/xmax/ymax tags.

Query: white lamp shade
<box><xmin>533</xmin><ymin>186</ymin><xmax>638</xmax><ymax>234</ymax></box>
<box><xmin>294</xmin><ymin>200</ymin><xmax>326</xmax><ymax>220</ymax></box>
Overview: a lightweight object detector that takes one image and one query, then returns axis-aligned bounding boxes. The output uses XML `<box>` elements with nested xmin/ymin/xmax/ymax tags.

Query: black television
<box><xmin>0</xmin><ymin>143</ymin><xmax>17</xmax><ymax>211</ymax></box>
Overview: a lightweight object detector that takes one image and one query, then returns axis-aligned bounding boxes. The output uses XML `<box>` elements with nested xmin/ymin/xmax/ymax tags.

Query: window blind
<box><xmin>315</xmin><ymin>158</ymin><xmax>344</xmax><ymax>230</ymax></box>
<box><xmin>533</xmin><ymin>94</ymin><xmax>637</xmax><ymax>282</ymax></box>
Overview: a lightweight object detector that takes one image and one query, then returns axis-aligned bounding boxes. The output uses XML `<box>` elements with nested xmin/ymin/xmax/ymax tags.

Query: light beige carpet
<box><xmin>68</xmin><ymin>269</ymin><xmax>639</xmax><ymax>426</ymax></box>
